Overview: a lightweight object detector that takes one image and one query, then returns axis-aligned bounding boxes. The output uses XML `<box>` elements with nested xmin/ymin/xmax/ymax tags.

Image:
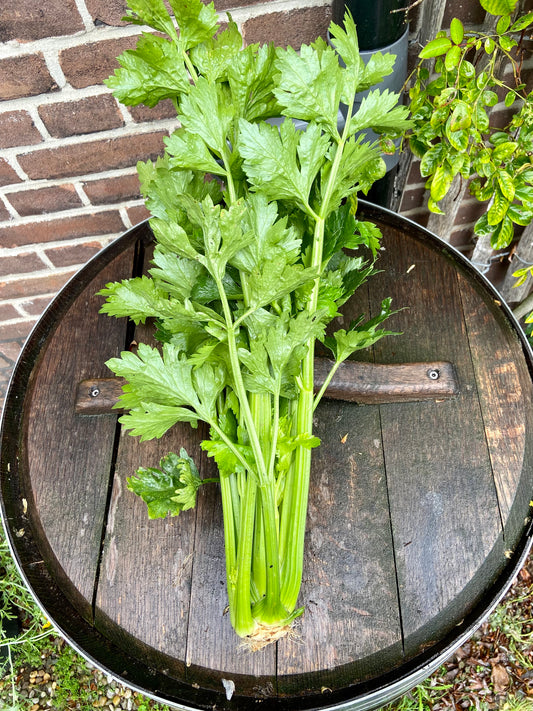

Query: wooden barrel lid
<box><xmin>2</xmin><ymin>203</ymin><xmax>533</xmax><ymax>710</ymax></box>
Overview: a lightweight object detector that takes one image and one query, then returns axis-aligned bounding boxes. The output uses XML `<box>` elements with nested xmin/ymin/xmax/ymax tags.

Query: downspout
<box><xmin>333</xmin><ymin>0</ymin><xmax>409</xmax><ymax>208</ymax></box>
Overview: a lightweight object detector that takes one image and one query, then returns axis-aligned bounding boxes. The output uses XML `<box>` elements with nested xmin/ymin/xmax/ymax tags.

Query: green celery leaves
<box><xmin>127</xmin><ymin>450</ymin><xmax>207</xmax><ymax>519</ymax></box>
<box><xmin>101</xmin><ymin>0</ymin><xmax>402</xmax><ymax>645</ymax></box>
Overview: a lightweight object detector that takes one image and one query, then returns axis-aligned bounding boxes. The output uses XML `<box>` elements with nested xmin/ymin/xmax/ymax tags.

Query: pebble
<box><xmin>2</xmin><ymin>640</ymin><xmax>167</xmax><ymax>711</ymax></box>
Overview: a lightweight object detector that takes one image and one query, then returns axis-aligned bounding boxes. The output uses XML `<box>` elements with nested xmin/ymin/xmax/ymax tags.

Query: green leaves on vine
<box><xmin>408</xmin><ymin>2</ymin><xmax>533</xmax><ymax>249</ymax></box>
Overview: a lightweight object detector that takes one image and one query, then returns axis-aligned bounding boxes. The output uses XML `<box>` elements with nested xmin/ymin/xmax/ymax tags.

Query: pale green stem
<box><xmin>280</xmin><ymin>95</ymin><xmax>356</xmax><ymax>611</ymax></box>
<box><xmin>219</xmin><ymin>472</ymin><xmax>238</xmax><ymax>628</ymax></box>
<box><xmin>313</xmin><ymin>359</ymin><xmax>343</xmax><ymax>411</ymax></box>
<box><xmin>233</xmin><ymin>472</ymin><xmax>257</xmax><ymax>636</ymax></box>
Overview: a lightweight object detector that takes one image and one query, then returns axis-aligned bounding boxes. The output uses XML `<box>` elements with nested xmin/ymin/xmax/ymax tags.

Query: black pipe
<box><xmin>333</xmin><ymin>0</ymin><xmax>408</xmax><ymax>49</ymax></box>
<box><xmin>332</xmin><ymin>0</ymin><xmax>409</xmax><ymax>207</ymax></box>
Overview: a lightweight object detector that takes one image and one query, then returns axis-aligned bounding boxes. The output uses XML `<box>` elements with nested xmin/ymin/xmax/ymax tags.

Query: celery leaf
<box><xmin>180</xmin><ymin>78</ymin><xmax>234</xmax><ymax>155</ymax></box>
<box><xmin>350</xmin><ymin>89</ymin><xmax>412</xmax><ymax>135</ymax></box>
<box><xmin>123</xmin><ymin>0</ymin><xmax>176</xmax><ymax>36</ymax></box>
<box><xmin>274</xmin><ymin>43</ymin><xmax>343</xmax><ymax>137</ymax></box>
<box><xmin>227</xmin><ymin>43</ymin><xmax>280</xmax><ymax>121</ymax></box>
<box><xmin>127</xmin><ymin>450</ymin><xmax>203</xmax><ymax>518</ymax></box>
<box><xmin>168</xmin><ymin>0</ymin><xmax>219</xmax><ymax>50</ymax></box>
<box><xmin>165</xmin><ymin>129</ymin><xmax>227</xmax><ymax>176</ymax></box>
<box><xmin>239</xmin><ymin>119</ymin><xmax>329</xmax><ymax>210</ymax></box>
<box><xmin>105</xmin><ymin>34</ymin><xmax>188</xmax><ymax>107</ymax></box>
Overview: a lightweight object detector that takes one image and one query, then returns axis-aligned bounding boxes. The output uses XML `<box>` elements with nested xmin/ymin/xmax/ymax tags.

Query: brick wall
<box><xmin>0</xmin><ymin>0</ymin><xmax>530</xmax><ymax>405</ymax></box>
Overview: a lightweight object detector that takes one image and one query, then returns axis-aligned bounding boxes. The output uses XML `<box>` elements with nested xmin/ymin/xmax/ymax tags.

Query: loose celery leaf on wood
<box><xmin>127</xmin><ymin>450</ymin><xmax>206</xmax><ymax>519</ymax></box>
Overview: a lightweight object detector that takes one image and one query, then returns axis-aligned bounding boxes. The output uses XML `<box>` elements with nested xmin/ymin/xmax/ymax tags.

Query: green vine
<box><xmin>406</xmin><ymin>0</ymin><xmax>533</xmax><ymax>250</ymax></box>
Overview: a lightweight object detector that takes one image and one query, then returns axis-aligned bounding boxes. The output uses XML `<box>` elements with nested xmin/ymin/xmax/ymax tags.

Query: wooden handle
<box><xmin>313</xmin><ymin>359</ymin><xmax>458</xmax><ymax>404</ymax></box>
<box><xmin>75</xmin><ymin>359</ymin><xmax>458</xmax><ymax>414</ymax></box>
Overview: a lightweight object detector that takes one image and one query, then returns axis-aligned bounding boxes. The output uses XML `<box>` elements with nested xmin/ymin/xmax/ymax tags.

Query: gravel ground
<box><xmin>9</xmin><ymin>645</ymin><xmax>150</xmax><ymax>711</ymax></box>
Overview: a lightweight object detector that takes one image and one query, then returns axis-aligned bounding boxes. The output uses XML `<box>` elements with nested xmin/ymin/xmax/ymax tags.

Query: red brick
<box><xmin>85</xmin><ymin>0</ymin><xmax>129</xmax><ymax>27</ymax></box>
<box><xmin>0</xmin><ymin>340</ymin><xmax>23</xmax><ymax>363</ymax></box>
<box><xmin>0</xmin><ymin>54</ymin><xmax>58</xmax><ymax>101</ymax></box>
<box><xmin>7</xmin><ymin>184</ymin><xmax>83</xmax><ymax>217</ymax></box>
<box><xmin>0</xmin><ymin>159</ymin><xmax>22</xmax><ymax>188</ymax></box>
<box><xmin>128</xmin><ymin>99</ymin><xmax>176</xmax><ymax>123</ymax></box>
<box><xmin>38</xmin><ymin>94</ymin><xmax>124</xmax><ymax>138</ymax></box>
<box><xmin>44</xmin><ymin>241</ymin><xmax>103</xmax><ymax>268</ymax></box>
<box><xmin>0</xmin><ymin>251</ymin><xmax>47</xmax><ymax>277</ymax></box>
<box><xmin>243</xmin><ymin>5</ymin><xmax>332</xmax><ymax>48</ymax></box>
<box><xmin>18</xmin><ymin>295</ymin><xmax>54</xmax><ymax>317</ymax></box>
<box><xmin>405</xmin><ymin>210</ymin><xmax>429</xmax><ymax>228</ymax></box>
<box><xmin>60</xmin><ymin>36</ymin><xmax>138</xmax><ymax>89</ymax></box>
<box><xmin>83</xmin><ymin>173</ymin><xmax>141</xmax><ymax>204</ymax></box>
<box><xmin>0</xmin><ymin>270</ymin><xmax>77</xmax><ymax>301</ymax></box>
<box><xmin>490</xmin><ymin>105</ymin><xmax>515</xmax><ymax>130</ymax></box>
<box><xmin>0</xmin><ymin>320</ymin><xmax>37</xmax><ymax>341</ymax></box>
<box><xmin>215</xmin><ymin>0</ymin><xmax>262</xmax><ymax>8</ymax></box>
<box><xmin>448</xmin><ymin>228</ymin><xmax>476</xmax><ymax>251</ymax></box>
<box><xmin>84</xmin><ymin>0</ymin><xmax>258</xmax><ymax>26</ymax></box>
<box><xmin>399</xmin><ymin>187</ymin><xmax>426</xmax><ymax>213</ymax></box>
<box><xmin>455</xmin><ymin>199</ymin><xmax>485</xmax><ymax>226</ymax></box>
<box><xmin>18</xmin><ymin>130</ymin><xmax>168</xmax><ymax>180</ymax></box>
<box><xmin>0</xmin><ymin>0</ymin><xmax>84</xmax><ymax>42</ymax></box>
<box><xmin>0</xmin><ymin>111</ymin><xmax>42</xmax><ymax>149</ymax></box>
<box><xmin>405</xmin><ymin>158</ymin><xmax>423</xmax><ymax>186</ymax></box>
<box><xmin>0</xmin><ymin>201</ymin><xmax>10</xmax><ymax>222</ymax></box>
<box><xmin>127</xmin><ymin>204</ymin><xmax>150</xmax><ymax>225</ymax></box>
<box><xmin>0</xmin><ymin>304</ymin><xmax>20</xmax><ymax>321</ymax></box>
<box><xmin>0</xmin><ymin>211</ymin><xmax>125</xmax><ymax>249</ymax></box>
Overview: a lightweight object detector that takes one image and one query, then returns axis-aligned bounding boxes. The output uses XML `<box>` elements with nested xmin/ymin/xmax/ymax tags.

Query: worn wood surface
<box><xmin>14</xmin><ymin>212</ymin><xmax>533</xmax><ymax>705</ymax></box>
<box><xmin>277</xmin><ymin>397</ymin><xmax>403</xmax><ymax>693</ymax></box>
<box><xmin>24</xmin><ymin>247</ymin><xmax>133</xmax><ymax>619</ymax></box>
<box><xmin>185</xmin><ymin>442</ymin><xmax>277</xmax><ymax>692</ymax></box>
<box><xmin>369</xmin><ymin>226</ymin><xmax>506</xmax><ymax>656</ymax></box>
<box><xmin>459</xmin><ymin>274</ymin><xmax>533</xmax><ymax>548</ymax></box>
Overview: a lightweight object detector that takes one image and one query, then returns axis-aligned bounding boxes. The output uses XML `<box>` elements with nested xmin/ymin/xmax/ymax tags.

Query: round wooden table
<box><xmin>2</xmin><ymin>203</ymin><xmax>532</xmax><ymax>710</ymax></box>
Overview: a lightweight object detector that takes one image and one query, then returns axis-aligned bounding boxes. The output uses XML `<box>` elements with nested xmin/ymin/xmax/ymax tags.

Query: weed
<box><xmin>500</xmin><ymin>697</ymin><xmax>533</xmax><ymax>711</ymax></box>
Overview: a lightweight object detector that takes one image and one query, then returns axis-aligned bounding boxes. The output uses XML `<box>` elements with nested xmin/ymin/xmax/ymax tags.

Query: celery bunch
<box><xmin>100</xmin><ymin>0</ymin><xmax>410</xmax><ymax>647</ymax></box>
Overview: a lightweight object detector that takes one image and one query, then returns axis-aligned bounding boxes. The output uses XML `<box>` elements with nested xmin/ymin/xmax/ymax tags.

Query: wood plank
<box><xmin>185</xmin><ymin>447</ymin><xmax>277</xmax><ymax>695</ymax></box>
<box><xmin>369</xmin><ymin>226</ymin><xmax>505</xmax><ymax>656</ymax></box>
<box><xmin>459</xmin><ymin>273</ymin><xmax>533</xmax><ymax>548</ymax></box>
<box><xmin>276</xmin><ymin>283</ymin><xmax>403</xmax><ymax>692</ymax></box>
<box><xmin>94</xmin><ymin>423</ymin><xmax>199</xmax><ymax>678</ymax></box>
<box><xmin>24</xmin><ymin>246</ymin><xmax>134</xmax><ymax>620</ymax></box>
<box><xmin>276</xmin><ymin>398</ymin><xmax>403</xmax><ymax>694</ymax></box>
<box><xmin>94</xmin><ymin>290</ymin><xmax>197</xmax><ymax>676</ymax></box>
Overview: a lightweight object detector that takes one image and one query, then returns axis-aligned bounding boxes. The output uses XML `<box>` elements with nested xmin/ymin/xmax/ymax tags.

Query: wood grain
<box><xmin>93</xmin><ymin>294</ymin><xmax>197</xmax><ymax>676</ymax></box>
<box><xmin>459</xmin><ymin>274</ymin><xmax>533</xmax><ymax>548</ymax></box>
<box><xmin>15</xmin><ymin>211</ymin><xmax>533</xmax><ymax>706</ymax></box>
<box><xmin>24</xmin><ymin>247</ymin><xmax>134</xmax><ymax>619</ymax></box>
<box><xmin>94</xmin><ymin>423</ymin><xmax>198</xmax><ymax>678</ymax></box>
<box><xmin>369</xmin><ymin>226</ymin><xmax>504</xmax><ymax>656</ymax></box>
<box><xmin>276</xmin><ymin>397</ymin><xmax>403</xmax><ymax>694</ymax></box>
<box><xmin>185</xmin><ymin>447</ymin><xmax>277</xmax><ymax>694</ymax></box>
<box><xmin>276</xmin><ymin>283</ymin><xmax>403</xmax><ymax>692</ymax></box>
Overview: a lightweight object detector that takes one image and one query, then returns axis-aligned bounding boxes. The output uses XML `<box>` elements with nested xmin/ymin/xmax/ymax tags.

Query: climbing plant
<box><xmin>406</xmin><ymin>0</ymin><xmax>533</xmax><ymax>251</ymax></box>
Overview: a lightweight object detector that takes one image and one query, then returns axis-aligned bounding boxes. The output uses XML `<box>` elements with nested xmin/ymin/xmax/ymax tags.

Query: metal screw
<box><xmin>427</xmin><ymin>369</ymin><xmax>440</xmax><ymax>381</ymax></box>
<box><xmin>89</xmin><ymin>386</ymin><xmax>100</xmax><ymax>398</ymax></box>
